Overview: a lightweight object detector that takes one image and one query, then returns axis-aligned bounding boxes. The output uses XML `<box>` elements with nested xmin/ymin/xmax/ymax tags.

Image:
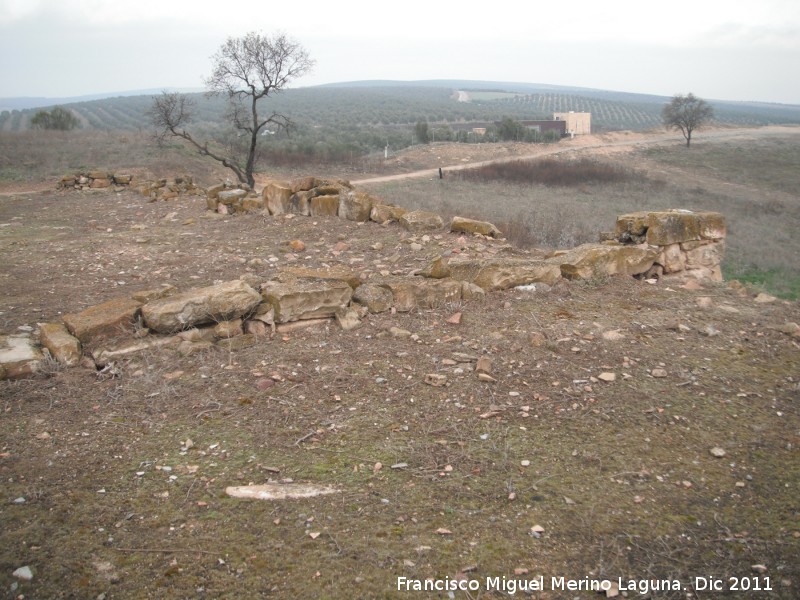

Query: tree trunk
<box><xmin>245</xmin><ymin>95</ymin><xmax>258</xmax><ymax>189</ymax></box>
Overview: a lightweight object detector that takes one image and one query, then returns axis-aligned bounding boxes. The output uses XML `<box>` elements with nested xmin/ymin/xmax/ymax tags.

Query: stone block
<box><xmin>645</xmin><ymin>210</ymin><xmax>726</xmax><ymax>245</ymax></box>
<box><xmin>262</xmin><ymin>279</ymin><xmax>353</xmax><ymax>323</ymax></box>
<box><xmin>444</xmin><ymin>258</ymin><xmax>562</xmax><ymax>291</ymax></box>
<box><xmin>263</xmin><ymin>180</ymin><xmax>292</xmax><ymax>215</ymax></box>
<box><xmin>450</xmin><ymin>216</ymin><xmax>502</xmax><ymax>238</ymax></box>
<box><xmin>310</xmin><ymin>195</ymin><xmax>339</xmax><ymax>217</ymax></box>
<box><xmin>218</xmin><ymin>189</ymin><xmax>248</xmax><ymax>206</ymax></box>
<box><xmin>352</xmin><ymin>284</ymin><xmax>394</xmax><ymax>313</ymax></box>
<box><xmin>39</xmin><ymin>322</ymin><xmax>81</xmax><ymax>366</ymax></box>
<box><xmin>290</xmin><ymin>176</ymin><xmax>319</xmax><ymax>194</ymax></box>
<box><xmin>63</xmin><ymin>297</ymin><xmax>142</xmax><ymax>345</ymax></box>
<box><xmin>553</xmin><ymin>243</ymin><xmax>658</xmax><ymax>280</ymax></box>
<box><xmin>277</xmin><ymin>267</ymin><xmax>361</xmax><ymax>289</ymax></box>
<box><xmin>289</xmin><ymin>191</ymin><xmax>313</xmax><ymax>216</ymax></box>
<box><xmin>131</xmin><ymin>285</ymin><xmax>177</xmax><ymax>304</ymax></box>
<box><xmin>0</xmin><ymin>334</ymin><xmax>43</xmax><ymax>379</ymax></box>
<box><xmin>370</xmin><ymin>204</ymin><xmax>408</xmax><ymax>224</ymax></box>
<box><xmin>241</xmin><ymin>197</ymin><xmax>265</xmax><ymax>212</ymax></box>
<box><xmin>684</xmin><ymin>239</ymin><xmax>725</xmax><ymax>269</ymax></box>
<box><xmin>380</xmin><ymin>278</ymin><xmax>462</xmax><ymax>312</ymax></box>
<box><xmin>399</xmin><ymin>210</ymin><xmax>444</xmax><ymax>232</ymax></box>
<box><xmin>141</xmin><ymin>280</ymin><xmax>262</xmax><ymax>333</ymax></box>
<box><xmin>338</xmin><ymin>191</ymin><xmax>373</xmax><ymax>222</ymax></box>
<box><xmin>657</xmin><ymin>243</ymin><xmax>685</xmax><ymax>273</ymax></box>
<box><xmin>206</xmin><ymin>183</ymin><xmax>226</xmax><ymax>200</ymax></box>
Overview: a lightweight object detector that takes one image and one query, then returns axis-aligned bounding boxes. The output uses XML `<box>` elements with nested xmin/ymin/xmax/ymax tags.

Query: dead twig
<box><xmin>326</xmin><ymin>532</ymin><xmax>343</xmax><ymax>556</ymax></box>
<box><xmin>195</xmin><ymin>401</ymin><xmax>222</xmax><ymax>419</ymax></box>
<box><xmin>113</xmin><ymin>547</ymin><xmax>218</xmax><ymax>555</ymax></box>
<box><xmin>294</xmin><ymin>430</ymin><xmax>317</xmax><ymax>446</ymax></box>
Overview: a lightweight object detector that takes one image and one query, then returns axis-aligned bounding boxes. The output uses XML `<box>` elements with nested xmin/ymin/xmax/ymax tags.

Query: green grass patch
<box><xmin>644</xmin><ymin>137</ymin><xmax>800</xmax><ymax>195</ymax></box>
<box><xmin>723</xmin><ymin>264</ymin><xmax>800</xmax><ymax>300</ymax></box>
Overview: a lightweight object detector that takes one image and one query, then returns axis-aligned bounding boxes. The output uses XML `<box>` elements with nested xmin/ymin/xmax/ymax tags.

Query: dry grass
<box><xmin>364</xmin><ymin>138</ymin><xmax>800</xmax><ymax>298</ymax></box>
<box><xmin>454</xmin><ymin>157</ymin><xmax>641</xmax><ymax>187</ymax></box>
<box><xmin>0</xmin><ymin>130</ymin><xmax>384</xmax><ymax>189</ymax></box>
<box><xmin>0</xmin><ymin>160</ymin><xmax>798</xmax><ymax>597</ymax></box>
<box><xmin>0</xmin><ymin>130</ymin><xmax>250</xmax><ymax>187</ymax></box>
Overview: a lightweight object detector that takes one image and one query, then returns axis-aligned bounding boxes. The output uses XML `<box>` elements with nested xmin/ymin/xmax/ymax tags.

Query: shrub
<box><xmin>455</xmin><ymin>157</ymin><xmax>638</xmax><ymax>186</ymax></box>
<box><xmin>30</xmin><ymin>106</ymin><xmax>79</xmax><ymax>131</ymax></box>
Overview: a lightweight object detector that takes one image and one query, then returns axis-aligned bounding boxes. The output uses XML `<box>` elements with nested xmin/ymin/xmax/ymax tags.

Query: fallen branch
<box><xmin>294</xmin><ymin>430</ymin><xmax>317</xmax><ymax>446</ymax></box>
<box><xmin>113</xmin><ymin>547</ymin><xmax>218</xmax><ymax>555</ymax></box>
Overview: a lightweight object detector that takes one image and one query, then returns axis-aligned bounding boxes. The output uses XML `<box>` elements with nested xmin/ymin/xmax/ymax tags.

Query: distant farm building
<box><xmin>554</xmin><ymin>111</ymin><xmax>591</xmax><ymax>135</ymax></box>
<box><xmin>519</xmin><ymin>120</ymin><xmax>567</xmax><ymax>135</ymax></box>
<box><xmin>452</xmin><ymin>112</ymin><xmax>591</xmax><ymax>138</ymax></box>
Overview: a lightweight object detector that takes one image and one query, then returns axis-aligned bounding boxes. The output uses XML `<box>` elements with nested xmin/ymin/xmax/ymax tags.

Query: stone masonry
<box><xmin>2</xmin><ymin>178</ymin><xmax>729</xmax><ymax>380</ymax></box>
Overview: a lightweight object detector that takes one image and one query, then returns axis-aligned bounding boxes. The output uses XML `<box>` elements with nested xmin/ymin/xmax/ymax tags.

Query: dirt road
<box><xmin>352</xmin><ymin>125</ymin><xmax>800</xmax><ymax>185</ymax></box>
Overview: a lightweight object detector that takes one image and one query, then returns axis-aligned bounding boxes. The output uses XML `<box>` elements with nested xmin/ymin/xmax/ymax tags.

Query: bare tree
<box><xmin>149</xmin><ymin>31</ymin><xmax>314</xmax><ymax>188</ymax></box>
<box><xmin>662</xmin><ymin>93</ymin><xmax>714</xmax><ymax>147</ymax></box>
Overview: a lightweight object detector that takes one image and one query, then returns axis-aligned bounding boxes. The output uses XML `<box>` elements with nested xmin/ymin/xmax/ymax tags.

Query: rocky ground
<box><xmin>0</xmin><ymin>176</ymin><xmax>799</xmax><ymax>598</ymax></box>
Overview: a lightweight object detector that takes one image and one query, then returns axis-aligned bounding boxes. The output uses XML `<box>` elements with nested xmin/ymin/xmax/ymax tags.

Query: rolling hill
<box><xmin>2</xmin><ymin>81</ymin><xmax>799</xmax><ymax>161</ymax></box>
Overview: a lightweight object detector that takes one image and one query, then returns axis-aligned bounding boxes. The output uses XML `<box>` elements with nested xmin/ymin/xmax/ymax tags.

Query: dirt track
<box><xmin>351</xmin><ymin>125</ymin><xmax>800</xmax><ymax>185</ymax></box>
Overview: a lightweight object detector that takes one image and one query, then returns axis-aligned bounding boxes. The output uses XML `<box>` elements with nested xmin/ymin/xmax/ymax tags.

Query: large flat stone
<box><xmin>226</xmin><ymin>483</ymin><xmax>339</xmax><ymax>500</ymax></box>
<box><xmin>400</xmin><ymin>210</ymin><xmax>444</xmax><ymax>232</ymax></box>
<box><xmin>450</xmin><ymin>216</ymin><xmax>502</xmax><ymax>238</ymax></box>
<box><xmin>217</xmin><ymin>189</ymin><xmax>248</xmax><ymax>206</ymax></box>
<box><xmin>262</xmin><ymin>278</ymin><xmax>353</xmax><ymax>323</ymax></box>
<box><xmin>438</xmin><ymin>257</ymin><xmax>562</xmax><ymax>291</ymax></box>
<box><xmin>553</xmin><ymin>243</ymin><xmax>658</xmax><ymax>280</ymax></box>
<box><xmin>63</xmin><ymin>297</ymin><xmax>142</xmax><ymax>345</ymax></box>
<box><xmin>141</xmin><ymin>280</ymin><xmax>262</xmax><ymax>333</ymax></box>
<box><xmin>92</xmin><ymin>336</ymin><xmax>180</xmax><ymax>367</ymax></box>
<box><xmin>615</xmin><ymin>210</ymin><xmax>726</xmax><ymax>245</ymax></box>
<box><xmin>277</xmin><ymin>267</ymin><xmax>361</xmax><ymax>289</ymax></box>
<box><xmin>380</xmin><ymin>278</ymin><xmax>462</xmax><ymax>312</ymax></box>
<box><xmin>0</xmin><ymin>334</ymin><xmax>43</xmax><ymax>379</ymax></box>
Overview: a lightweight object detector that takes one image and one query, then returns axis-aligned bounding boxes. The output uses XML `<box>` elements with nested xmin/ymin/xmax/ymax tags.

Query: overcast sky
<box><xmin>1</xmin><ymin>0</ymin><xmax>798</xmax><ymax>103</ymax></box>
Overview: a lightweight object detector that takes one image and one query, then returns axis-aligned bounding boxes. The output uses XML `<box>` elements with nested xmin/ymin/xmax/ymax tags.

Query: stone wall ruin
<box><xmin>3</xmin><ymin>175</ymin><xmax>732</xmax><ymax>380</ymax></box>
<box><xmin>59</xmin><ymin>171</ymin><xmax>204</xmax><ymax>201</ymax></box>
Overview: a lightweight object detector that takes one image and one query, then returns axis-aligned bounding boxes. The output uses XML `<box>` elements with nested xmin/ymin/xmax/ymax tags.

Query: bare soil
<box><xmin>1</xmin><ymin>135</ymin><xmax>799</xmax><ymax>599</ymax></box>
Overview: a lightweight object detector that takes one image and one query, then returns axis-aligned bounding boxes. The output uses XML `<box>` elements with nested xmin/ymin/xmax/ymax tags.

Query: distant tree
<box><xmin>148</xmin><ymin>31</ymin><xmax>314</xmax><ymax>188</ymax></box>
<box><xmin>497</xmin><ymin>117</ymin><xmax>525</xmax><ymax>141</ymax></box>
<box><xmin>414</xmin><ymin>120</ymin><xmax>430</xmax><ymax>144</ymax></box>
<box><xmin>662</xmin><ymin>93</ymin><xmax>714</xmax><ymax>147</ymax></box>
<box><xmin>542</xmin><ymin>130</ymin><xmax>562</xmax><ymax>143</ymax></box>
<box><xmin>30</xmin><ymin>106</ymin><xmax>79</xmax><ymax>130</ymax></box>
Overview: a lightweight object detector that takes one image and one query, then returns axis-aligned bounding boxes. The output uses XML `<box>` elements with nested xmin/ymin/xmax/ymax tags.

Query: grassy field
<box><xmin>1</xmin><ymin>189</ymin><xmax>798</xmax><ymax>599</ymax></box>
<box><xmin>1</xmin><ymin>125</ymin><xmax>799</xmax><ymax>598</ymax></box>
<box><xmin>4</xmin><ymin>81</ymin><xmax>800</xmax><ymax>138</ymax></box>
<box><xmin>363</xmin><ymin>135</ymin><xmax>800</xmax><ymax>299</ymax></box>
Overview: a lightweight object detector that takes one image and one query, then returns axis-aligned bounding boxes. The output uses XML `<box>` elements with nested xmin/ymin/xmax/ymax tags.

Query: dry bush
<box><xmin>493</xmin><ymin>208</ymin><xmax>596</xmax><ymax>249</ymax></box>
<box><xmin>455</xmin><ymin>157</ymin><xmax>642</xmax><ymax>187</ymax></box>
<box><xmin>0</xmin><ymin>130</ymin><xmax>233</xmax><ymax>186</ymax></box>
